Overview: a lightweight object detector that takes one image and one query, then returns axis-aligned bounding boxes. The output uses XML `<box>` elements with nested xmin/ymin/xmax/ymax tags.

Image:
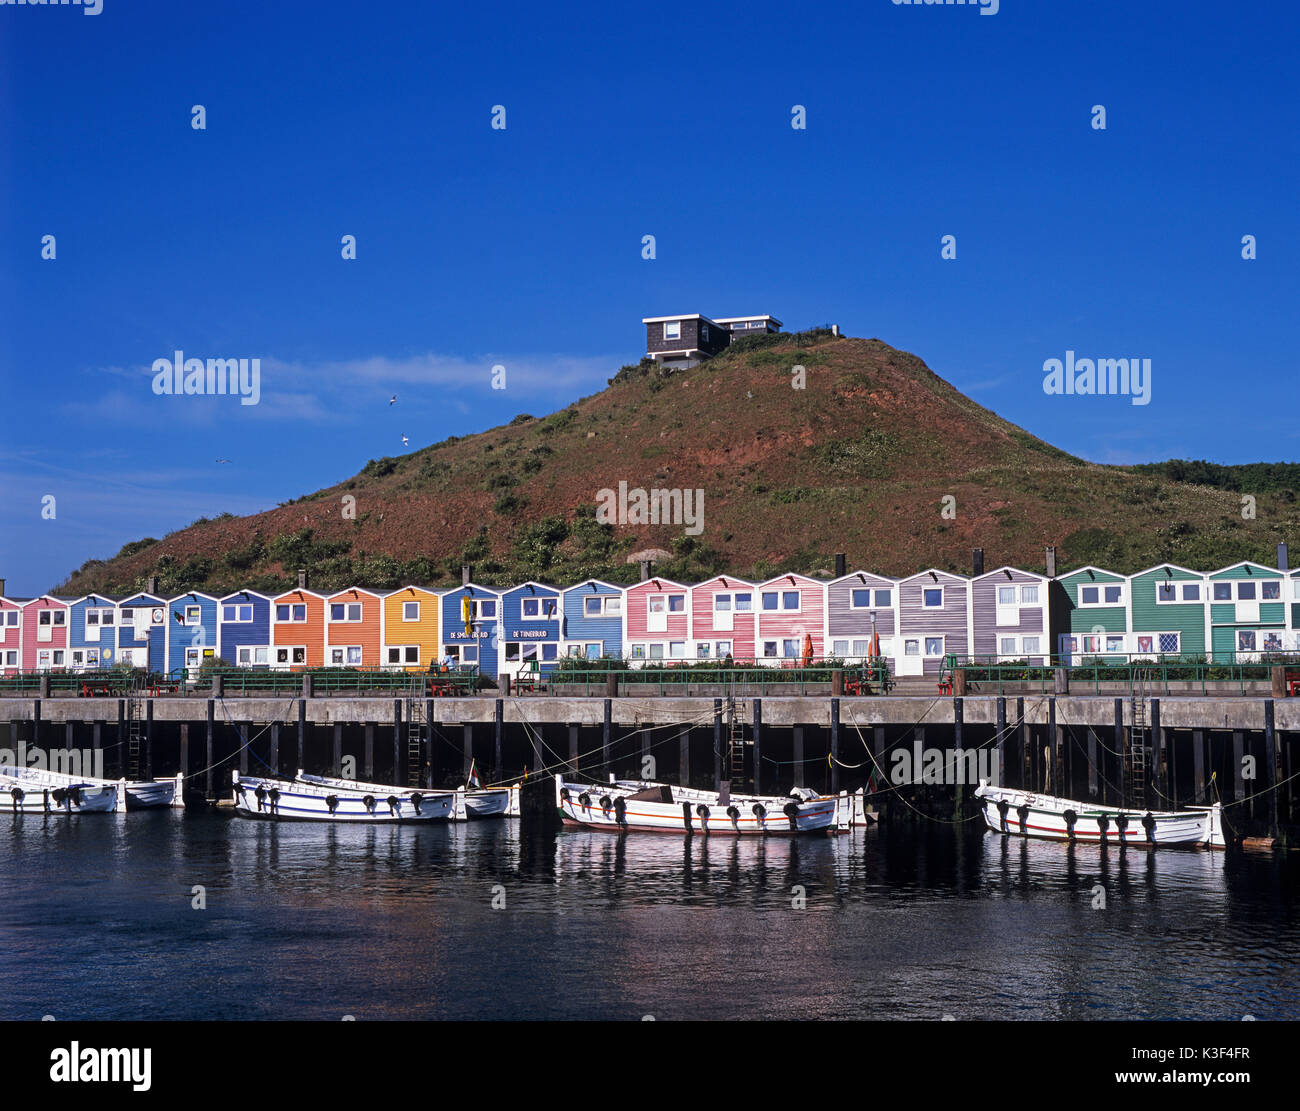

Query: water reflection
<box><xmin>0</xmin><ymin>815</ymin><xmax>1296</xmax><ymax>1021</ymax></box>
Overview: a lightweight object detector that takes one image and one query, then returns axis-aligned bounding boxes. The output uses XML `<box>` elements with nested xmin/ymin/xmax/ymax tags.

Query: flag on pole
<box><xmin>467</xmin><ymin>758</ymin><xmax>481</xmax><ymax>789</ymax></box>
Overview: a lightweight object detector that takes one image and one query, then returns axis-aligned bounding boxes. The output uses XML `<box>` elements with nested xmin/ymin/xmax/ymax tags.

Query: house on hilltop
<box><xmin>642</xmin><ymin>312</ymin><xmax>782</xmax><ymax>369</ymax></box>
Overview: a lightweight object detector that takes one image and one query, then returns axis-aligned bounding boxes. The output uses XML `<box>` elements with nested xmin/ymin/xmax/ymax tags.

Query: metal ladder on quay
<box><xmin>404</xmin><ymin>676</ymin><xmax>428</xmax><ymax>788</ymax></box>
<box><xmin>1128</xmin><ymin>668</ymin><xmax>1149</xmax><ymax>809</ymax></box>
<box><xmin>125</xmin><ymin>678</ymin><xmax>147</xmax><ymax>781</ymax></box>
<box><xmin>725</xmin><ymin>695</ymin><xmax>746</xmax><ymax>789</ymax></box>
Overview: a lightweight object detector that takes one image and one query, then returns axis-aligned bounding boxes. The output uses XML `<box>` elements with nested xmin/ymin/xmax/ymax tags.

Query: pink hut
<box><xmin>623</xmin><ymin>577</ymin><xmax>690</xmax><ymax>664</ymax></box>
<box><xmin>689</xmin><ymin>575</ymin><xmax>756</xmax><ymax>662</ymax></box>
<box><xmin>755</xmin><ymin>573</ymin><xmax>826</xmax><ymax>665</ymax></box>
<box><xmin>23</xmin><ymin>595</ymin><xmax>70</xmax><ymax>671</ymax></box>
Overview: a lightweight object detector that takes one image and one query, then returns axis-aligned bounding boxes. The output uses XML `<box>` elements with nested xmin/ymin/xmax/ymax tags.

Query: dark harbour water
<box><xmin>1</xmin><ymin>812</ymin><xmax>1297</xmax><ymax>1022</ymax></box>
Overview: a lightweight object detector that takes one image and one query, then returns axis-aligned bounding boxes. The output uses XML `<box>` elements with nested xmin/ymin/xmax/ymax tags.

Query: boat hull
<box><xmin>974</xmin><ymin>782</ymin><xmax>1221</xmax><ymax>848</ymax></box>
<box><xmin>232</xmin><ymin>772</ymin><xmax>453</xmax><ymax>823</ymax></box>
<box><xmin>465</xmin><ymin>789</ymin><xmax>510</xmax><ymax>819</ymax></box>
<box><xmin>555</xmin><ymin>777</ymin><xmax>835</xmax><ymax>835</ymax></box>
<box><xmin>1</xmin><ymin>774</ymin><xmax>118</xmax><ymax>814</ymax></box>
<box><xmin>124</xmin><ymin>780</ymin><xmax>176</xmax><ymax>810</ymax></box>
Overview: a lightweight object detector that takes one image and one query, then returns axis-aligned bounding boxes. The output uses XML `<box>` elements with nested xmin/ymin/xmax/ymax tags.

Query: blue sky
<box><xmin>1</xmin><ymin>0</ymin><xmax>1296</xmax><ymax>595</ymax></box>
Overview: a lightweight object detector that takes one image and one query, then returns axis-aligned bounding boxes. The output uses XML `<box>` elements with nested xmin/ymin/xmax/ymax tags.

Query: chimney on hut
<box><xmin>461</xmin><ymin>565</ymin><xmax>472</xmax><ymax>586</ymax></box>
<box><xmin>297</xmin><ymin>568</ymin><xmax>308</xmax><ymax>590</ymax></box>
<box><xmin>1279</xmin><ymin>542</ymin><xmax>1289</xmax><ymax>572</ymax></box>
<box><xmin>640</xmin><ymin>560</ymin><xmax>653</xmax><ymax>581</ymax></box>
<box><xmin>971</xmin><ymin>549</ymin><xmax>984</xmax><ymax>577</ymax></box>
<box><xmin>834</xmin><ymin>553</ymin><xmax>846</xmax><ymax>578</ymax></box>
<box><xmin>1045</xmin><ymin>546</ymin><xmax>1058</xmax><ymax>579</ymax></box>
<box><xmin>147</xmin><ymin>576</ymin><xmax>157</xmax><ymax>595</ymax></box>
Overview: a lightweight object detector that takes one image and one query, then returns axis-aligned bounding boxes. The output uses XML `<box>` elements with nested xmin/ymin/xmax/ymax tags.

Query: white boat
<box><xmin>464</xmin><ymin>787</ymin><xmax>511</xmax><ymax>819</ymax></box>
<box><xmin>974</xmin><ymin>780</ymin><xmax>1224</xmax><ymax>848</ymax></box>
<box><xmin>231</xmin><ymin>770</ymin><xmax>453</xmax><ymax>823</ymax></box>
<box><xmin>1</xmin><ymin>768</ymin><xmax>118</xmax><ymax>814</ymax></box>
<box><xmin>554</xmin><ymin>776</ymin><xmax>836</xmax><ymax>835</ymax></box>
<box><xmin>0</xmin><ymin>763</ymin><xmax>179</xmax><ymax>810</ymax></box>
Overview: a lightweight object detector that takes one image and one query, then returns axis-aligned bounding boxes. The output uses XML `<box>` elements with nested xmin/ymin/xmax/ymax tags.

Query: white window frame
<box><xmin>276</xmin><ymin>603</ymin><xmax>308</xmax><ymax>623</ymax></box>
<box><xmin>329</xmin><ymin>602</ymin><xmax>363</xmax><ymax>622</ymax></box>
<box><xmin>1019</xmin><ymin>585</ymin><xmax>1039</xmax><ymax>605</ymax></box>
<box><xmin>1078</xmin><ymin>583</ymin><xmax>1123</xmax><ymax>607</ymax></box>
<box><xmin>923</xmin><ymin>636</ymin><xmax>945</xmax><ymax>658</ymax></box>
<box><xmin>223</xmin><ymin>604</ymin><xmax>254</xmax><ymax>623</ymax></box>
<box><xmin>1022</xmin><ymin>636</ymin><xmax>1042</xmax><ymax>656</ymax></box>
<box><xmin>715</xmin><ymin>640</ymin><xmax>732</xmax><ymax>657</ymax></box>
<box><xmin>663</xmin><ymin>321</ymin><xmax>681</xmax><ymax>341</ymax></box>
<box><xmin>403</xmin><ymin>601</ymin><xmax>420</xmax><ymax>622</ymax></box>
<box><xmin>1260</xmin><ymin>580</ymin><xmax>1282</xmax><ymax>602</ymax></box>
<box><xmin>922</xmin><ymin>587</ymin><xmax>944</xmax><ymax>609</ymax></box>
<box><xmin>849</xmin><ymin>588</ymin><xmax>874</xmax><ymax>609</ymax></box>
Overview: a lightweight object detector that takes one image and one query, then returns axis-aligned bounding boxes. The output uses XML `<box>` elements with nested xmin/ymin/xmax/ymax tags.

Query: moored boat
<box><xmin>464</xmin><ymin>787</ymin><xmax>511</xmax><ymax>819</ymax></box>
<box><xmin>1</xmin><ymin>768</ymin><xmax>118</xmax><ymax>814</ymax></box>
<box><xmin>555</xmin><ymin>775</ymin><xmax>836</xmax><ymax>835</ymax></box>
<box><xmin>974</xmin><ymin>780</ymin><xmax>1224</xmax><ymax>848</ymax></box>
<box><xmin>232</xmin><ymin>770</ymin><xmax>453</xmax><ymax>823</ymax></box>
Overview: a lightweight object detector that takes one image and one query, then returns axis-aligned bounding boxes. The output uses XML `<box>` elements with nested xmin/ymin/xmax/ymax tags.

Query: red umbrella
<box><xmin>801</xmin><ymin>633</ymin><xmax>814</xmax><ymax>667</ymax></box>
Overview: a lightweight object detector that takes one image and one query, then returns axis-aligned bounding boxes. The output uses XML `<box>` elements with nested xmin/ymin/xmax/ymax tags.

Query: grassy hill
<box><xmin>57</xmin><ymin>330</ymin><xmax>1297</xmax><ymax>596</ymax></box>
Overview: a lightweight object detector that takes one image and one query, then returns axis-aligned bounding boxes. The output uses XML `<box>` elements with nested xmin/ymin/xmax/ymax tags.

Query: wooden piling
<box><xmin>752</xmin><ymin>698</ymin><xmax>763</xmax><ymax>795</ymax></box>
<box><xmin>952</xmin><ymin>696</ymin><xmax>963</xmax><ymax>817</ymax></box>
<box><xmin>1114</xmin><ymin>698</ymin><xmax>1125</xmax><ymax>802</ymax></box>
<box><xmin>793</xmin><ymin>724</ymin><xmax>806</xmax><ymax>792</ymax></box>
<box><xmin>363</xmin><ymin>722</ymin><xmax>374</xmax><ymax>781</ymax></box>
<box><xmin>995</xmin><ymin>696</ymin><xmax>1006</xmax><ymax>788</ymax></box>
<box><xmin>493</xmin><ymin>698</ymin><xmax>503</xmax><ymax>782</ymax></box>
<box><xmin>332</xmin><ymin>722</ymin><xmax>343</xmax><ymax>778</ymax></box>
<box><xmin>679</xmin><ymin>722</ymin><xmax>690</xmax><ymax>789</ymax></box>
<box><xmin>463</xmin><ymin>722</ymin><xmax>474</xmax><ymax>781</ymax></box>
<box><xmin>830</xmin><ymin>700</ymin><xmax>841</xmax><ymax>795</ymax></box>
<box><xmin>603</xmin><ymin>698</ymin><xmax>612</xmax><ymax>776</ymax></box>
<box><xmin>271</xmin><ymin>722</ymin><xmax>281</xmax><ymax>778</ymax></box>
<box><xmin>713</xmin><ymin>699</ymin><xmax>722</xmax><ymax>790</ymax></box>
<box><xmin>299</xmin><ymin>698</ymin><xmax>309</xmax><ymax>773</ymax></box>
<box><xmin>569</xmin><ymin>722</ymin><xmax>580</xmax><ymax>775</ymax></box>
<box><xmin>205</xmin><ymin>700</ymin><xmax>214</xmax><ymax>800</ymax></box>
<box><xmin>1192</xmin><ymin>729</ymin><xmax>1205</xmax><ymax>804</ymax></box>
<box><xmin>1265</xmin><ymin>700</ymin><xmax>1279</xmax><ymax>839</ymax></box>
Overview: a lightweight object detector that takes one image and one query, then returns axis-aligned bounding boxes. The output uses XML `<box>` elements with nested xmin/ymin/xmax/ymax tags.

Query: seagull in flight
<box><xmin>215</xmin><ymin>459</ymin><xmax>231</xmax><ymax>464</ymax></box>
<box><xmin>389</xmin><ymin>395</ymin><xmax>397</xmax><ymax>406</ymax></box>
<box><xmin>401</xmin><ymin>435</ymin><xmax>409</xmax><ymax>446</ymax></box>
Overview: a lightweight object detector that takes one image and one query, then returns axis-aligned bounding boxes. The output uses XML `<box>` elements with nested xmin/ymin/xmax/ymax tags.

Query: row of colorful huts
<box><xmin>1</xmin><ymin>552</ymin><xmax>1297</xmax><ymax>681</ymax></box>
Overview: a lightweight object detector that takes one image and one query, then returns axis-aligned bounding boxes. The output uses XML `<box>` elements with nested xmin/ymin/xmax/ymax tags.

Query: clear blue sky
<box><xmin>1</xmin><ymin>0</ymin><xmax>1296</xmax><ymax>595</ymax></box>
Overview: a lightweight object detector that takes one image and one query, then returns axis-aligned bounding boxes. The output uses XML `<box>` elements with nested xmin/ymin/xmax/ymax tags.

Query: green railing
<box><xmin>954</xmin><ymin>654</ymin><xmax>1298</xmax><ymax>696</ymax></box>
<box><xmin>0</xmin><ymin>666</ymin><xmax>486</xmax><ymax>697</ymax></box>
<box><xmin>545</xmin><ymin>659</ymin><xmax>892</xmax><ymax>697</ymax></box>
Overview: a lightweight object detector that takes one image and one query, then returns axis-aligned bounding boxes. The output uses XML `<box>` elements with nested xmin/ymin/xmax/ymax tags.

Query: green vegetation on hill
<box><xmin>54</xmin><ymin>334</ymin><xmax>1299</xmax><ymax>597</ymax></box>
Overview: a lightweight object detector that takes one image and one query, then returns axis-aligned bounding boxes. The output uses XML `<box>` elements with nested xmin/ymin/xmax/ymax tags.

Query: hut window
<box><xmin>663</xmin><ymin>321</ymin><xmax>681</xmax><ymax>341</ymax></box>
<box><xmin>1262</xmin><ymin>581</ymin><xmax>1281</xmax><ymax>600</ymax></box>
<box><xmin>715</xmin><ymin>640</ymin><xmax>732</xmax><ymax>656</ymax></box>
<box><xmin>924</xmin><ymin>637</ymin><xmax>943</xmax><ymax>656</ymax></box>
<box><xmin>648</xmin><ymin>596</ymin><xmax>666</xmax><ymax>614</ymax></box>
<box><xmin>1158</xmin><ymin>633</ymin><xmax>1180</xmax><ymax>653</ymax></box>
<box><xmin>783</xmin><ymin>639</ymin><xmax>798</xmax><ymax>658</ymax></box>
<box><xmin>782</xmin><ymin>591</ymin><xmax>799</xmax><ymax>610</ymax></box>
<box><xmin>1104</xmin><ymin>586</ymin><xmax>1122</xmax><ymax>603</ymax></box>
<box><xmin>522</xmin><ymin>599</ymin><xmax>541</xmax><ymax>618</ymax></box>
<box><xmin>669</xmin><ymin>642</ymin><xmax>686</xmax><ymax>658</ymax></box>
<box><xmin>1213</xmin><ymin>583</ymin><xmax>1232</xmax><ymax>601</ymax></box>
<box><xmin>649</xmin><ymin>644</ymin><xmax>664</xmax><ymax>659</ymax></box>
<box><xmin>668</xmin><ymin>595</ymin><xmax>685</xmax><ymax>612</ymax></box>
<box><xmin>1105</xmin><ymin>635</ymin><xmax>1124</xmax><ymax>653</ymax></box>
<box><xmin>714</xmin><ymin>594</ymin><xmax>732</xmax><ymax>612</ymax></box>
<box><xmin>403</xmin><ymin>602</ymin><xmax>420</xmax><ymax>621</ymax></box>
<box><xmin>542</xmin><ymin>644</ymin><xmax>558</xmax><ymax>661</ymax></box>
<box><xmin>330</xmin><ymin>603</ymin><xmax>362</xmax><ymax>621</ymax></box>
<box><xmin>630</xmin><ymin>644</ymin><xmax>646</xmax><ymax>659</ymax></box>
<box><xmin>904</xmin><ymin>639</ymin><xmax>920</xmax><ymax>656</ymax></box>
<box><xmin>1238</xmin><ymin>581</ymin><xmax>1257</xmax><ymax>601</ymax></box>
<box><xmin>1237</xmin><ymin>631</ymin><xmax>1256</xmax><ymax>653</ymax></box>
<box><xmin>1000</xmin><ymin>637</ymin><xmax>1017</xmax><ymax>655</ymax></box>
<box><xmin>1181</xmin><ymin>584</ymin><xmax>1200</xmax><ymax>601</ymax></box>
<box><xmin>833</xmin><ymin>639</ymin><xmax>849</xmax><ymax>656</ymax></box>
<box><xmin>1157</xmin><ymin>583</ymin><xmax>1177</xmax><ymax>603</ymax></box>
<box><xmin>922</xmin><ymin>588</ymin><xmax>943</xmax><ymax>608</ymax></box>
<box><xmin>1080</xmin><ymin>586</ymin><xmax>1099</xmax><ymax>604</ymax></box>
<box><xmin>586</xmin><ymin>642</ymin><xmax>601</xmax><ymax>657</ymax></box>
<box><xmin>734</xmin><ymin>594</ymin><xmax>751</xmax><ymax>611</ymax></box>
<box><xmin>4</xmin><ymin>611</ymin><xmax>17</xmax><ymax>626</ymax></box>
<box><xmin>1020</xmin><ymin>585</ymin><xmax>1039</xmax><ymax>604</ymax></box>
<box><xmin>763</xmin><ymin>640</ymin><xmax>778</xmax><ymax>657</ymax></box>
<box><xmin>584</xmin><ymin>597</ymin><xmax>603</xmax><ymax>616</ymax></box>
<box><xmin>852</xmin><ymin>639</ymin><xmax>869</xmax><ymax>656</ymax></box>
<box><xmin>1023</xmin><ymin>637</ymin><xmax>1041</xmax><ymax>655</ymax></box>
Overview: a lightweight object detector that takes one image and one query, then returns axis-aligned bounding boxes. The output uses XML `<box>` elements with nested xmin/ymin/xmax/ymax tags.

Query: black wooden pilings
<box><xmin>1087</xmin><ymin>728</ymin><xmax>1099</xmax><ymax>800</ymax></box>
<box><xmin>1114</xmin><ymin>698</ymin><xmax>1125</xmax><ymax>802</ymax></box>
<box><xmin>1048</xmin><ymin>697</ymin><xmax>1059</xmax><ymax>796</ymax></box>
<box><xmin>32</xmin><ymin>698</ymin><xmax>41</xmax><ymax>750</ymax></box>
<box><xmin>91</xmin><ymin>720</ymin><xmax>102</xmax><ymax>778</ymax></box>
<box><xmin>493</xmin><ymin>699</ymin><xmax>504</xmax><ymax>782</ymax></box>
<box><xmin>995</xmin><ymin>696</ymin><xmax>1006</xmax><ymax>789</ymax></box>
<box><xmin>1192</xmin><ymin>728</ymin><xmax>1205</xmax><ymax>804</ymax></box>
<box><xmin>179</xmin><ymin>722</ymin><xmax>189</xmax><ymax>796</ymax></box>
<box><xmin>603</xmin><ymin>698</ymin><xmax>612</xmax><ymax>776</ymax></box>
<box><xmin>332</xmin><ymin>722</ymin><xmax>343</xmax><ymax>778</ymax></box>
<box><xmin>1232</xmin><ymin>732</ymin><xmax>1245</xmax><ymax>814</ymax></box>
<box><xmin>364</xmin><ymin>722</ymin><xmax>374</xmax><ymax>781</ymax></box>
<box><xmin>952</xmin><ymin>697</ymin><xmax>964</xmax><ymax>817</ymax></box>
<box><xmin>713</xmin><ymin>698</ymin><xmax>722</xmax><ymax>790</ymax></box>
<box><xmin>679</xmin><ymin>722</ymin><xmax>690</xmax><ymax>788</ymax></box>
<box><xmin>299</xmin><ymin>698</ymin><xmax>309</xmax><ymax>774</ymax></box>
<box><xmin>1016</xmin><ymin>697</ymin><xmax>1027</xmax><ymax>790</ymax></box>
<box><xmin>424</xmin><ymin>699</ymin><xmax>434</xmax><ymax>788</ymax></box>
<box><xmin>752</xmin><ymin>698</ymin><xmax>763</xmax><ymax>795</ymax></box>
<box><xmin>641</xmin><ymin>724</ymin><xmax>651</xmax><ymax>777</ymax></box>
<box><xmin>568</xmin><ymin>723</ymin><xmax>580</xmax><ymax>775</ymax></box>
<box><xmin>830</xmin><ymin>699</ymin><xmax>840</xmax><ymax>795</ymax></box>
<box><xmin>115</xmin><ymin>699</ymin><xmax>124</xmax><ymax>776</ymax></box>
<box><xmin>1265</xmin><ymin>699</ymin><xmax>1279</xmax><ymax>838</ymax></box>
<box><xmin>205</xmin><ymin>699</ymin><xmax>215</xmax><ymax>800</ymax></box>
<box><xmin>392</xmin><ymin>699</ymin><xmax>402</xmax><ymax>784</ymax></box>
<box><xmin>793</xmin><ymin>724</ymin><xmax>806</xmax><ymax>792</ymax></box>
<box><xmin>145</xmin><ymin>698</ymin><xmax>155</xmax><ymax>781</ymax></box>
<box><xmin>463</xmin><ymin>723</ymin><xmax>474</xmax><ymax>781</ymax></box>
<box><xmin>1150</xmin><ymin>697</ymin><xmax>1164</xmax><ymax>804</ymax></box>
<box><xmin>271</xmin><ymin>722</ymin><xmax>281</xmax><ymax>777</ymax></box>
<box><xmin>530</xmin><ymin>721</ymin><xmax>544</xmax><ymax>777</ymax></box>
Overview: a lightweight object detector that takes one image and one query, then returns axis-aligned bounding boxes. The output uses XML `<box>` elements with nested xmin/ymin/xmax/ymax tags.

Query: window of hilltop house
<box><xmin>584</xmin><ymin>597</ymin><xmax>602</xmax><ymax>617</ymax></box>
<box><xmin>1238</xmin><ymin>582</ymin><xmax>1257</xmax><ymax>601</ymax></box>
<box><xmin>904</xmin><ymin>639</ymin><xmax>920</xmax><ymax>656</ymax></box>
<box><xmin>923</xmin><ymin>588</ymin><xmax>943</xmax><ymax>608</ymax></box>
<box><xmin>631</xmin><ymin>644</ymin><xmax>646</xmax><ymax>659</ymax></box>
<box><xmin>586</xmin><ymin>642</ymin><xmax>601</xmax><ymax>657</ymax></box>
<box><xmin>734</xmin><ymin>594</ymin><xmax>751</xmax><ymax>611</ymax></box>
<box><xmin>1000</xmin><ymin>637</ymin><xmax>1017</xmax><ymax>655</ymax></box>
<box><xmin>1262</xmin><ymin>581</ymin><xmax>1281</xmax><ymax>600</ymax></box>
<box><xmin>833</xmin><ymin>640</ymin><xmax>849</xmax><ymax>656</ymax></box>
<box><xmin>1157</xmin><ymin>582</ymin><xmax>1178</xmax><ymax>603</ymax></box>
<box><xmin>649</xmin><ymin>644</ymin><xmax>664</xmax><ymax>660</ymax></box>
<box><xmin>852</xmin><ymin>639</ymin><xmax>869</xmax><ymax>657</ymax></box>
<box><xmin>782</xmin><ymin>639</ymin><xmax>798</xmax><ymax>658</ymax></box>
<box><xmin>4</xmin><ymin>611</ymin><xmax>17</xmax><ymax>626</ymax></box>
<box><xmin>700</xmin><ymin>324</ymin><xmax>709</xmax><ymax>342</ymax></box>
<box><xmin>715</xmin><ymin>594</ymin><xmax>732</xmax><ymax>613</ymax></box>
<box><xmin>1213</xmin><ymin>582</ymin><xmax>1233</xmax><ymax>601</ymax></box>
<box><xmin>1158</xmin><ymin>633</ymin><xmax>1180</xmax><ymax>654</ymax></box>
<box><xmin>663</xmin><ymin>321</ymin><xmax>681</xmax><ymax>341</ymax></box>
<box><xmin>1181</xmin><ymin>584</ymin><xmax>1200</xmax><ymax>601</ymax></box>
<box><xmin>403</xmin><ymin>601</ymin><xmax>419</xmax><ymax>621</ymax></box>
<box><xmin>1080</xmin><ymin>586</ymin><xmax>1100</xmax><ymax>605</ymax></box>
<box><xmin>763</xmin><ymin>641</ymin><xmax>778</xmax><ymax>658</ymax></box>
<box><xmin>668</xmin><ymin>596</ymin><xmax>685</xmax><ymax>613</ymax></box>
